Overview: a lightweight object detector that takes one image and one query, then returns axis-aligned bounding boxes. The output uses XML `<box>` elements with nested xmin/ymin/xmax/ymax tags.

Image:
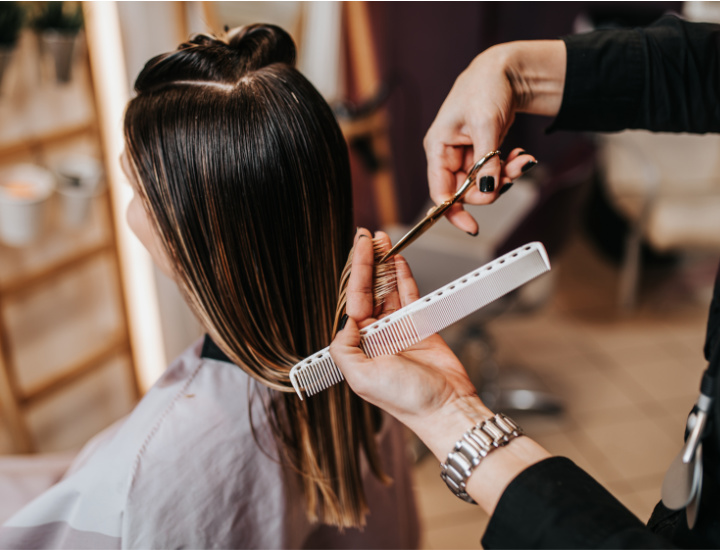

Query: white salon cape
<box><xmin>0</xmin><ymin>337</ymin><xmax>419</xmax><ymax>549</ymax></box>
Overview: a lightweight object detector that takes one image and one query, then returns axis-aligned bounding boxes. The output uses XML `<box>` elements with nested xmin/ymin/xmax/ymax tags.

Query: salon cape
<box><xmin>0</xmin><ymin>337</ymin><xmax>419</xmax><ymax>549</ymax></box>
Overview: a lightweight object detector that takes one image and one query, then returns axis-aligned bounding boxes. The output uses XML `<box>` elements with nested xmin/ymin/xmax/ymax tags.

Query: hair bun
<box><xmin>183</xmin><ymin>33</ymin><xmax>222</xmax><ymax>49</ymax></box>
<box><xmin>227</xmin><ymin>24</ymin><xmax>296</xmax><ymax>71</ymax></box>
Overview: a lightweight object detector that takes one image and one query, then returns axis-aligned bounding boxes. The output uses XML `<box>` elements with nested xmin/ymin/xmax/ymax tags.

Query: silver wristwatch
<box><xmin>440</xmin><ymin>413</ymin><xmax>524</xmax><ymax>504</ymax></box>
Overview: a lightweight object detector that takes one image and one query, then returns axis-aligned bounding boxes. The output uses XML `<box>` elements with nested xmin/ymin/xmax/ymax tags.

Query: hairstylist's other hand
<box><xmin>424</xmin><ymin>40</ymin><xmax>566</xmax><ymax>235</ymax></box>
<box><xmin>331</xmin><ymin>229</ymin><xmax>492</xmax><ymax>460</ymax></box>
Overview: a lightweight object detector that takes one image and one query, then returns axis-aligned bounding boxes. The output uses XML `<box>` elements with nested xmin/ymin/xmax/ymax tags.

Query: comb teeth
<box><xmin>361</xmin><ymin>316</ymin><xmax>420</xmax><ymax>357</ymax></box>
<box><xmin>291</xmin><ymin>351</ymin><xmax>343</xmax><ymax>397</ymax></box>
<box><xmin>289</xmin><ymin>242</ymin><xmax>551</xmax><ymax>400</ymax></box>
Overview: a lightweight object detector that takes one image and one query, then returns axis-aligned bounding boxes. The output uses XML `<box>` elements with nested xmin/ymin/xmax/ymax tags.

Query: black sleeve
<box><xmin>481</xmin><ymin>457</ymin><xmax>676</xmax><ymax>549</ymax></box>
<box><xmin>549</xmin><ymin>15</ymin><xmax>720</xmax><ymax>134</ymax></box>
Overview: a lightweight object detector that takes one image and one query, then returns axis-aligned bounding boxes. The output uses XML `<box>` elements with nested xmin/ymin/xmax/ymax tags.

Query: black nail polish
<box><xmin>466</xmin><ymin>229</ymin><xmax>478</xmax><ymax>237</ymax></box>
<box><xmin>498</xmin><ymin>183</ymin><xmax>514</xmax><ymax>196</ymax></box>
<box><xmin>521</xmin><ymin>160</ymin><xmax>537</xmax><ymax>173</ymax></box>
<box><xmin>479</xmin><ymin>175</ymin><xmax>495</xmax><ymax>193</ymax></box>
<box><xmin>338</xmin><ymin>314</ymin><xmax>349</xmax><ymax>331</ymax></box>
<box><xmin>517</xmin><ymin>150</ymin><xmax>531</xmax><ymax>157</ymax></box>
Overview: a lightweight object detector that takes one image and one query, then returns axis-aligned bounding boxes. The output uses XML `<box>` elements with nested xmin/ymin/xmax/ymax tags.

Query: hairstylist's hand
<box><xmin>424</xmin><ymin>40</ymin><xmax>566</xmax><ymax>235</ymax></box>
<box><xmin>334</xmin><ymin>230</ymin><xmax>552</xmax><ymax>513</ymax></box>
<box><xmin>331</xmin><ymin>229</ymin><xmax>492</xmax><ymax>459</ymax></box>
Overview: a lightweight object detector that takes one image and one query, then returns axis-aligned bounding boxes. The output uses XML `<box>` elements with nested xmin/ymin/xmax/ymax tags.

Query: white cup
<box><xmin>0</xmin><ymin>164</ymin><xmax>55</xmax><ymax>247</ymax></box>
<box><xmin>54</xmin><ymin>155</ymin><xmax>104</xmax><ymax>228</ymax></box>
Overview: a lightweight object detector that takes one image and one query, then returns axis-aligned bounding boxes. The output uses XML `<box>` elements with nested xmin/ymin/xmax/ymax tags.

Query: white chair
<box><xmin>599</xmin><ymin>131</ymin><xmax>720</xmax><ymax>308</ymax></box>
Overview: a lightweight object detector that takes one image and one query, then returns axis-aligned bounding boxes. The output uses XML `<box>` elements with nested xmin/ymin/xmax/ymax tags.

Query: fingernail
<box><xmin>521</xmin><ymin>160</ymin><xmax>537</xmax><ymax>173</ymax></box>
<box><xmin>517</xmin><ymin>150</ymin><xmax>531</xmax><ymax>157</ymax></box>
<box><xmin>479</xmin><ymin>175</ymin><xmax>495</xmax><ymax>193</ymax></box>
<box><xmin>338</xmin><ymin>314</ymin><xmax>349</xmax><ymax>331</ymax></box>
<box><xmin>466</xmin><ymin>230</ymin><xmax>478</xmax><ymax>237</ymax></box>
<box><xmin>498</xmin><ymin>183</ymin><xmax>514</xmax><ymax>196</ymax></box>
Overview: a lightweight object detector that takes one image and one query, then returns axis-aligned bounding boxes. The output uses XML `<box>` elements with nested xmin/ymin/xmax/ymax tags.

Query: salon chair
<box><xmin>386</xmin><ymin>147</ymin><xmax>594</xmax><ymax>420</ymax></box>
<box><xmin>599</xmin><ymin>131</ymin><xmax>720</xmax><ymax>309</ymax></box>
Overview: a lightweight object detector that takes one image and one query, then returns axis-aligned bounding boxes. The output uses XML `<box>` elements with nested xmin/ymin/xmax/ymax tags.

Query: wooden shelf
<box><xmin>0</xmin><ymin>26</ymin><xmax>139</xmax><ymax>453</ymax></box>
<box><xmin>20</xmin><ymin>332</ymin><xmax>130</xmax><ymax>409</ymax></box>
<box><xmin>0</xmin><ymin>122</ymin><xmax>95</xmax><ymax>162</ymax></box>
<box><xmin>0</xmin><ymin>241</ymin><xmax>113</xmax><ymax>297</ymax></box>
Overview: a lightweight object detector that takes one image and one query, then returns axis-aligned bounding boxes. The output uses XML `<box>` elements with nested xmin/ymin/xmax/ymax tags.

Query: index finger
<box><xmin>395</xmin><ymin>255</ymin><xmax>420</xmax><ymax>307</ymax></box>
<box><xmin>345</xmin><ymin>229</ymin><xmax>375</xmax><ymax>323</ymax></box>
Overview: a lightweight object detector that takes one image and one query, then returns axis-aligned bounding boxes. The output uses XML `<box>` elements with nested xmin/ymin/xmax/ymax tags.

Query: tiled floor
<box><xmin>413</xmin><ymin>235</ymin><xmax>717</xmax><ymax>549</ymax></box>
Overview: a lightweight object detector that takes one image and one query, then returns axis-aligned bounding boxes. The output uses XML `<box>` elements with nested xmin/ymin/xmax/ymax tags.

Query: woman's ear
<box><xmin>122</xmin><ymin>152</ymin><xmax>176</xmax><ymax>281</ymax></box>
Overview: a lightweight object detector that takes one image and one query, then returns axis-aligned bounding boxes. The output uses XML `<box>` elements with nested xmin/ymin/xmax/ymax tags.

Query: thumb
<box><xmin>437</xmin><ymin>125</ymin><xmax>505</xmax><ymax>234</ymax></box>
<box><xmin>330</xmin><ymin>317</ymin><xmax>378</xmax><ymax>397</ymax></box>
<box><xmin>334</xmin><ymin>316</ymin><xmax>361</xmax><ymax>347</ymax></box>
<box><xmin>330</xmin><ymin>317</ymin><xmax>368</xmax><ymax>371</ymax></box>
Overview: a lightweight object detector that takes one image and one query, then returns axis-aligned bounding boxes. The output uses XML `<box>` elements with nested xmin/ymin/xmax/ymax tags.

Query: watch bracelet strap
<box><xmin>440</xmin><ymin>412</ymin><xmax>524</xmax><ymax>504</ymax></box>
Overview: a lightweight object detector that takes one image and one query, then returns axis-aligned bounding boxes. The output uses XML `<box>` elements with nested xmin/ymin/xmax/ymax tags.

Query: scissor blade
<box><xmin>379</xmin><ymin>150</ymin><xmax>501</xmax><ymax>264</ymax></box>
<box><xmin>379</xmin><ymin>214</ymin><xmax>439</xmax><ymax>263</ymax></box>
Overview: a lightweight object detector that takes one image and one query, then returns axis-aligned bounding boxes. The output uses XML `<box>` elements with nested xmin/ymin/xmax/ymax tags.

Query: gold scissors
<box><xmin>379</xmin><ymin>149</ymin><xmax>500</xmax><ymax>263</ymax></box>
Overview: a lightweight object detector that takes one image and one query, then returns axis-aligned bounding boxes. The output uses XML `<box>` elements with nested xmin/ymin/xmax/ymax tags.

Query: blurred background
<box><xmin>1</xmin><ymin>1</ymin><xmax>719</xmax><ymax>548</ymax></box>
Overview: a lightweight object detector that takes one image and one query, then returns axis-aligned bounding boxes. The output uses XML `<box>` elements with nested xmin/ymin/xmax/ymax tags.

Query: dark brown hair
<box><xmin>123</xmin><ymin>24</ymin><xmax>385</xmax><ymax>527</ymax></box>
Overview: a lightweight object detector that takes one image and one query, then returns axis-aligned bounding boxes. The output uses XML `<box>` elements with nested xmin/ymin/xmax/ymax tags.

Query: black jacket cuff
<box><xmin>481</xmin><ymin>456</ymin><xmax>673</xmax><ymax>548</ymax></box>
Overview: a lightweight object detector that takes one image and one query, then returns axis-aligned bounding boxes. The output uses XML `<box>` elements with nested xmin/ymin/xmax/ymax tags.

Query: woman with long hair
<box><xmin>0</xmin><ymin>24</ymin><xmax>418</xmax><ymax>549</ymax></box>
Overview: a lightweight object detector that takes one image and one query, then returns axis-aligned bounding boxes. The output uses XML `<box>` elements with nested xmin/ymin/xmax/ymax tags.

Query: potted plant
<box><xmin>0</xmin><ymin>2</ymin><xmax>24</xmax><ymax>88</ymax></box>
<box><xmin>31</xmin><ymin>2</ymin><xmax>83</xmax><ymax>84</ymax></box>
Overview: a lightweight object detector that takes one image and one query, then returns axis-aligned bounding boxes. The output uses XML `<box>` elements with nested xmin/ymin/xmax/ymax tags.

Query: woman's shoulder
<box><xmin>133</xmin><ymin>338</ymin><xmax>270</xmax><ymax>463</ymax></box>
<box><xmin>121</xmin><ymin>340</ymin><xmax>298</xmax><ymax>548</ymax></box>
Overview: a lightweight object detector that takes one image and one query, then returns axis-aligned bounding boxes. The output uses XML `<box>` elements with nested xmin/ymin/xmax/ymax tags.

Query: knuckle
<box><xmin>423</xmin><ymin>132</ymin><xmax>440</xmax><ymax>152</ymax></box>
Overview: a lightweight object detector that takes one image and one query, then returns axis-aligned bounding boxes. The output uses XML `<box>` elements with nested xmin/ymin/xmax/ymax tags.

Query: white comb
<box><xmin>289</xmin><ymin>242</ymin><xmax>550</xmax><ymax>399</ymax></box>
